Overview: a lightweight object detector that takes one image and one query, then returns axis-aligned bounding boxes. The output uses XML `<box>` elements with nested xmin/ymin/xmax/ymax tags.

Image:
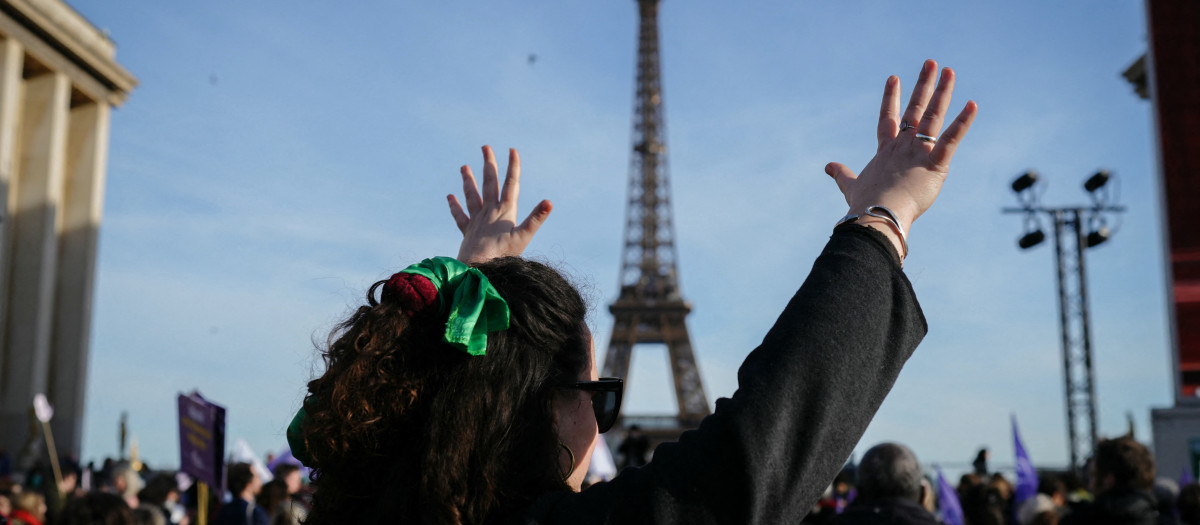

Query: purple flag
<box><xmin>1013</xmin><ymin>415</ymin><xmax>1038</xmax><ymax>504</ymax></box>
<box><xmin>1183</xmin><ymin>464</ymin><xmax>1195</xmax><ymax>487</ymax></box>
<box><xmin>177</xmin><ymin>392</ymin><xmax>227</xmax><ymax>491</ymax></box>
<box><xmin>936</xmin><ymin>466</ymin><xmax>965</xmax><ymax>525</ymax></box>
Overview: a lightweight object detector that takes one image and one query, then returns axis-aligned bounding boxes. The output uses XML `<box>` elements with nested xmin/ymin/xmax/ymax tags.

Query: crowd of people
<box><xmin>0</xmin><ymin>454</ymin><xmax>311</xmax><ymax>525</ymax></box>
<box><xmin>2</xmin><ymin>434</ymin><xmax>1195</xmax><ymax>525</ymax></box>
<box><xmin>800</xmin><ymin>436</ymin><xmax>1198</xmax><ymax>525</ymax></box>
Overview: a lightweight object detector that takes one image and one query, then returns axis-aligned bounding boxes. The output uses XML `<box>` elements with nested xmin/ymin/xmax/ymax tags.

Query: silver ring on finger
<box><xmin>899</xmin><ymin>121</ymin><xmax>917</xmax><ymax>132</ymax></box>
<box><xmin>915</xmin><ymin>133</ymin><xmax>937</xmax><ymax>143</ymax></box>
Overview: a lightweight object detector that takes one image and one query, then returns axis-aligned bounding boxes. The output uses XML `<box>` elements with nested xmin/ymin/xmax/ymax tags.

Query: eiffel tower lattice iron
<box><xmin>603</xmin><ymin>0</ymin><xmax>710</xmax><ymax>430</ymax></box>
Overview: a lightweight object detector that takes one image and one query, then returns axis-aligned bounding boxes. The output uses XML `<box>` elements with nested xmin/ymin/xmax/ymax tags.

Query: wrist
<box><xmin>836</xmin><ymin>205</ymin><xmax>909</xmax><ymax>261</ymax></box>
<box><xmin>846</xmin><ymin>199</ymin><xmax>917</xmax><ymax>234</ymax></box>
<box><xmin>855</xmin><ymin>217</ymin><xmax>906</xmax><ymax>261</ymax></box>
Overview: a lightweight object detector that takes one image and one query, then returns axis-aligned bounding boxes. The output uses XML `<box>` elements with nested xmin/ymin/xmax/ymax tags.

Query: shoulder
<box><xmin>253</xmin><ymin>505</ymin><xmax>271</xmax><ymax>525</ymax></box>
<box><xmin>837</xmin><ymin>498</ymin><xmax>939</xmax><ymax>525</ymax></box>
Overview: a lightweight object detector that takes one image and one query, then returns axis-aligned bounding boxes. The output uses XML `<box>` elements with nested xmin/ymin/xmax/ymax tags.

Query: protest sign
<box><xmin>177</xmin><ymin>392</ymin><xmax>226</xmax><ymax>492</ymax></box>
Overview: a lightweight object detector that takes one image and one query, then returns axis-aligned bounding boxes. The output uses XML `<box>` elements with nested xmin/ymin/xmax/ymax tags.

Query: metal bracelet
<box><xmin>861</xmin><ymin>205</ymin><xmax>909</xmax><ymax>259</ymax></box>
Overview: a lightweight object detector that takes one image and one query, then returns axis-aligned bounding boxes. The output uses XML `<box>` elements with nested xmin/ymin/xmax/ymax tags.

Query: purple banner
<box><xmin>1012</xmin><ymin>414</ymin><xmax>1038</xmax><ymax>505</ymax></box>
<box><xmin>936</xmin><ymin>466</ymin><xmax>964</xmax><ymax>525</ymax></box>
<box><xmin>177</xmin><ymin>392</ymin><xmax>226</xmax><ymax>491</ymax></box>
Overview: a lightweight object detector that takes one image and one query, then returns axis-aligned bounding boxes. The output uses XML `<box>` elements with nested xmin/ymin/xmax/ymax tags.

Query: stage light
<box><xmin>1012</xmin><ymin>171</ymin><xmax>1039</xmax><ymax>193</ymax></box>
<box><xmin>1086</xmin><ymin>227</ymin><xmax>1111</xmax><ymax>248</ymax></box>
<box><xmin>1084</xmin><ymin>170</ymin><xmax>1111</xmax><ymax>193</ymax></box>
<box><xmin>1019</xmin><ymin>230</ymin><xmax>1046</xmax><ymax>249</ymax></box>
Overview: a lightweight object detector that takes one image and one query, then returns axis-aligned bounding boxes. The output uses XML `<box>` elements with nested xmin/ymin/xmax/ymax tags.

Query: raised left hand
<box><xmin>825</xmin><ymin>60</ymin><xmax>978</xmax><ymax>238</ymax></box>
<box><xmin>448</xmin><ymin>145</ymin><xmax>552</xmax><ymax>263</ymax></box>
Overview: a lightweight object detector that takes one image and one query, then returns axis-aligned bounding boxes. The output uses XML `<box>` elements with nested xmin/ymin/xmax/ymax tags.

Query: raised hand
<box><xmin>825</xmin><ymin>60</ymin><xmax>978</xmax><ymax>255</ymax></box>
<box><xmin>448</xmin><ymin>145</ymin><xmax>553</xmax><ymax>263</ymax></box>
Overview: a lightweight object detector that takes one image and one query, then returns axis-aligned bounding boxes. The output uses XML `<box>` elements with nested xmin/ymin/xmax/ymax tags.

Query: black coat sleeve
<box><xmin>508</xmin><ymin>225</ymin><xmax>928</xmax><ymax>525</ymax></box>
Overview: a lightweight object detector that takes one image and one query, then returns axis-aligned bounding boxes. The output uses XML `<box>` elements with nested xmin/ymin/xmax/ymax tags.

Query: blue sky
<box><xmin>70</xmin><ymin>1</ymin><xmax>1168</xmax><ymax>477</ymax></box>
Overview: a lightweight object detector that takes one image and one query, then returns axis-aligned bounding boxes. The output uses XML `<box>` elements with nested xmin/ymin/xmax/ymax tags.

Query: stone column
<box><xmin>0</xmin><ymin>70</ymin><xmax>70</xmax><ymax>461</ymax></box>
<box><xmin>0</xmin><ymin>37</ymin><xmax>24</xmax><ymax>400</ymax></box>
<box><xmin>49</xmin><ymin>99</ymin><xmax>109</xmax><ymax>457</ymax></box>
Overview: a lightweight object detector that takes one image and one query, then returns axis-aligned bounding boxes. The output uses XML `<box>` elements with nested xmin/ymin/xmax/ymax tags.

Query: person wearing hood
<box><xmin>1061</xmin><ymin>436</ymin><xmax>1160</xmax><ymax>525</ymax></box>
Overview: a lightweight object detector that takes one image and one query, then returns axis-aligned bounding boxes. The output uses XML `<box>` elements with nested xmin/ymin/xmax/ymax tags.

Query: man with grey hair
<box><xmin>109</xmin><ymin>461</ymin><xmax>142</xmax><ymax>510</ymax></box>
<box><xmin>833</xmin><ymin>442</ymin><xmax>939</xmax><ymax>525</ymax></box>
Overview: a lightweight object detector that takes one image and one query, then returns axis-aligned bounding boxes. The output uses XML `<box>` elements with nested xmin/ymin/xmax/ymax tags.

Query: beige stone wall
<box><xmin>0</xmin><ymin>0</ymin><xmax>133</xmax><ymax>463</ymax></box>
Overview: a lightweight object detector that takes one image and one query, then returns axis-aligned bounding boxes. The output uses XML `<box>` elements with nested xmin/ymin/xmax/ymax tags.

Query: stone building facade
<box><xmin>0</xmin><ymin>0</ymin><xmax>134</xmax><ymax>462</ymax></box>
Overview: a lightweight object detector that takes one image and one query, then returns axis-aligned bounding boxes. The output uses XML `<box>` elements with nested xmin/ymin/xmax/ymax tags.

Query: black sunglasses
<box><xmin>566</xmin><ymin>377</ymin><xmax>624</xmax><ymax>433</ymax></box>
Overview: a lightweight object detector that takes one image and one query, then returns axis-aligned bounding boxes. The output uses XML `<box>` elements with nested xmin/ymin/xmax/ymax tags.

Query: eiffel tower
<box><xmin>603</xmin><ymin>0</ymin><xmax>710</xmax><ymax>434</ymax></box>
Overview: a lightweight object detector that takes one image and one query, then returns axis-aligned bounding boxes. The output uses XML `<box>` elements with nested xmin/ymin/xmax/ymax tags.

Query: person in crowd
<box><xmin>975</xmin><ymin>448</ymin><xmax>990</xmax><ymax>477</ymax></box>
<box><xmin>138</xmin><ymin>473</ymin><xmax>184</xmax><ymax>525</ymax></box>
<box><xmin>42</xmin><ymin>459</ymin><xmax>83</xmax><ymax>525</ymax></box>
<box><xmin>960</xmin><ymin>473</ymin><xmax>982</xmax><ymax>493</ymax></box>
<box><xmin>289</xmin><ymin>59</ymin><xmax>977</xmax><ymax>524</ymax></box>
<box><xmin>960</xmin><ymin>477</ymin><xmax>1007</xmax><ymax>525</ymax></box>
<box><xmin>617</xmin><ymin>425</ymin><xmax>650</xmax><ymax>470</ymax></box>
<box><xmin>133</xmin><ymin>506</ymin><xmax>166</xmax><ymax>525</ymax></box>
<box><xmin>270</xmin><ymin>465</ymin><xmax>300</xmax><ymax>500</ymax></box>
<box><xmin>7</xmin><ymin>491</ymin><xmax>45</xmax><ymax>525</ymax></box>
<box><xmin>831</xmin><ymin>443</ymin><xmax>937</xmax><ymax>525</ymax></box>
<box><xmin>0</xmin><ymin>449</ymin><xmax>12</xmax><ymax>482</ymax></box>
<box><xmin>989</xmin><ymin>473</ymin><xmax>1016</xmax><ymax>523</ymax></box>
<box><xmin>59</xmin><ymin>492</ymin><xmax>135</xmax><ymax>525</ymax></box>
<box><xmin>213</xmin><ymin>463</ymin><xmax>267</xmax><ymax>525</ymax></box>
<box><xmin>0</xmin><ymin>491</ymin><xmax>12</xmax><ymax>520</ymax></box>
<box><xmin>807</xmin><ymin>468</ymin><xmax>860</xmax><ymax>524</ymax></box>
<box><xmin>1030</xmin><ymin>509</ymin><xmax>1060</xmax><ymax>525</ymax></box>
<box><xmin>1178</xmin><ymin>483</ymin><xmax>1200</xmax><ymax>525</ymax></box>
<box><xmin>255</xmin><ymin>480</ymin><xmax>287</xmax><ymax>522</ymax></box>
<box><xmin>1019</xmin><ymin>494</ymin><xmax>1059</xmax><ymax>525</ymax></box>
<box><xmin>1038</xmin><ymin>474</ymin><xmax>1068</xmax><ymax>510</ymax></box>
<box><xmin>1153</xmin><ymin>478</ymin><xmax>1181</xmax><ymax>525</ymax></box>
<box><xmin>1061</xmin><ymin>436</ymin><xmax>1159</xmax><ymax>525</ymax></box>
<box><xmin>109</xmin><ymin>462</ymin><xmax>141</xmax><ymax>510</ymax></box>
<box><xmin>268</xmin><ymin>464</ymin><xmax>306</xmax><ymax>523</ymax></box>
<box><xmin>1060</xmin><ymin>471</ymin><xmax>1092</xmax><ymax>513</ymax></box>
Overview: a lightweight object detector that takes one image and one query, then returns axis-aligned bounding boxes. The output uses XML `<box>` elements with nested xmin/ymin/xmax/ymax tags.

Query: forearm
<box><xmin>520</xmin><ymin>226</ymin><xmax>926</xmax><ymax>524</ymax></box>
<box><xmin>714</xmin><ymin>223</ymin><xmax>925</xmax><ymax>521</ymax></box>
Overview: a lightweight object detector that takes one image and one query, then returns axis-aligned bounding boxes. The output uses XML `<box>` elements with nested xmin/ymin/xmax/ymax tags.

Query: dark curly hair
<box><xmin>299</xmin><ymin>257</ymin><xmax>590</xmax><ymax>524</ymax></box>
<box><xmin>1094</xmin><ymin>436</ymin><xmax>1155</xmax><ymax>492</ymax></box>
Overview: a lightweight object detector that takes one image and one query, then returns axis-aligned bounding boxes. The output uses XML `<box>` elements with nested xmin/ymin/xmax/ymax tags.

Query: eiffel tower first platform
<box><xmin>603</xmin><ymin>0</ymin><xmax>710</xmax><ymax>442</ymax></box>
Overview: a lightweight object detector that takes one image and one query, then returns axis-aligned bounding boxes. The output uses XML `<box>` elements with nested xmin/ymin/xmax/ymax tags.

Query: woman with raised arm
<box><xmin>289</xmin><ymin>59</ymin><xmax>977</xmax><ymax>524</ymax></box>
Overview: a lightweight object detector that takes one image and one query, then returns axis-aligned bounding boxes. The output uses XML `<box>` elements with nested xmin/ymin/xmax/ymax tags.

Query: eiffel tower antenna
<box><xmin>603</xmin><ymin>0</ymin><xmax>710</xmax><ymax>432</ymax></box>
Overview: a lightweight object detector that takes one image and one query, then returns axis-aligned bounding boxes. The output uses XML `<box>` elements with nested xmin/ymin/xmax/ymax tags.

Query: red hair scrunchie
<box><xmin>381</xmin><ymin>272</ymin><xmax>439</xmax><ymax>315</ymax></box>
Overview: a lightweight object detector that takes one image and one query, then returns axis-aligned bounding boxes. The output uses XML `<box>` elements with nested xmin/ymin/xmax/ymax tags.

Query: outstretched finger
<box><xmin>900</xmin><ymin>60</ymin><xmax>938</xmax><ymax>132</ymax></box>
<box><xmin>917</xmin><ymin>67</ymin><xmax>956</xmax><ymax>137</ymax></box>
<box><xmin>460</xmin><ymin>165</ymin><xmax>483</xmax><ymax>215</ymax></box>
<box><xmin>500</xmin><ymin>148</ymin><xmax>521</xmax><ymax>206</ymax></box>
<box><xmin>877</xmin><ymin>76</ymin><xmax>901</xmax><ymax>148</ymax></box>
<box><xmin>516</xmin><ymin>199</ymin><xmax>553</xmax><ymax>239</ymax></box>
<box><xmin>825</xmin><ymin>162</ymin><xmax>859</xmax><ymax>206</ymax></box>
<box><xmin>929</xmin><ymin>100</ymin><xmax>978</xmax><ymax>168</ymax></box>
<box><xmin>447</xmin><ymin>195</ymin><xmax>470</xmax><ymax>233</ymax></box>
<box><xmin>481</xmin><ymin>145</ymin><xmax>501</xmax><ymax>204</ymax></box>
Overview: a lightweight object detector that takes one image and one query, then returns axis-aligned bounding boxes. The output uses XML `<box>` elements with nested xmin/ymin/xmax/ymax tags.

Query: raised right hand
<box><xmin>448</xmin><ymin>145</ymin><xmax>552</xmax><ymax>263</ymax></box>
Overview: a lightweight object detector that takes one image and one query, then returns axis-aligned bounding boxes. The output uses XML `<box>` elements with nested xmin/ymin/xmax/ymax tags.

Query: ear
<box><xmin>920</xmin><ymin>478</ymin><xmax>935</xmax><ymax>511</ymax></box>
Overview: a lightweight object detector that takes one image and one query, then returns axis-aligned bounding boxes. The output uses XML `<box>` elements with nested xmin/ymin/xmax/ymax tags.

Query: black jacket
<box><xmin>505</xmin><ymin>225</ymin><xmax>927</xmax><ymax>524</ymax></box>
<box><xmin>1061</xmin><ymin>489</ymin><xmax>1160</xmax><ymax>525</ymax></box>
<box><xmin>833</xmin><ymin>498</ymin><xmax>940</xmax><ymax>525</ymax></box>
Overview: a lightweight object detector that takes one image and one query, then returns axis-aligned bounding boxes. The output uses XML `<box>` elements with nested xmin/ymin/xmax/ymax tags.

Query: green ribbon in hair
<box><xmin>401</xmin><ymin>256</ymin><xmax>510</xmax><ymax>356</ymax></box>
<box><xmin>285</xmin><ymin>257</ymin><xmax>510</xmax><ymax>466</ymax></box>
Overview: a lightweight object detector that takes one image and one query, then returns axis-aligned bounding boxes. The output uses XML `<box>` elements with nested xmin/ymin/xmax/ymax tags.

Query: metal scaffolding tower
<box><xmin>603</xmin><ymin>0</ymin><xmax>710</xmax><ymax>433</ymax></box>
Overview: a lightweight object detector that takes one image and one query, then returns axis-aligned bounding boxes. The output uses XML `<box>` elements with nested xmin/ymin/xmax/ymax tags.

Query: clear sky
<box><xmin>68</xmin><ymin>1</ymin><xmax>1169</xmax><ymax>477</ymax></box>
